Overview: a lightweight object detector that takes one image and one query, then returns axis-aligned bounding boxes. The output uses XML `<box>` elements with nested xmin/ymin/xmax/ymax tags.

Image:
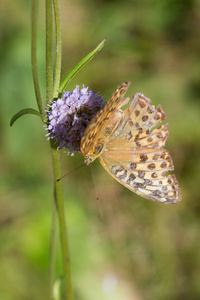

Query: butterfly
<box><xmin>80</xmin><ymin>82</ymin><xmax>181</xmax><ymax>203</ymax></box>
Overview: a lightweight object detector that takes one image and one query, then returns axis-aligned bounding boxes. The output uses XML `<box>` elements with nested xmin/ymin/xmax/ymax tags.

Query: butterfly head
<box><xmin>84</xmin><ymin>141</ymin><xmax>104</xmax><ymax>165</ymax></box>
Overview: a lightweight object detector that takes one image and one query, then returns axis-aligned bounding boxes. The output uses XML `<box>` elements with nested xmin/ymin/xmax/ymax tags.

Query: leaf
<box><xmin>10</xmin><ymin>108</ymin><xmax>42</xmax><ymax>126</ymax></box>
<box><xmin>53</xmin><ymin>277</ymin><xmax>63</xmax><ymax>300</ymax></box>
<box><xmin>59</xmin><ymin>38</ymin><xmax>107</xmax><ymax>91</ymax></box>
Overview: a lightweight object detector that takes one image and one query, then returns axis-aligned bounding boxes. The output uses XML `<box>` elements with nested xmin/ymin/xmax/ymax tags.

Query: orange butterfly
<box><xmin>80</xmin><ymin>82</ymin><xmax>181</xmax><ymax>203</ymax></box>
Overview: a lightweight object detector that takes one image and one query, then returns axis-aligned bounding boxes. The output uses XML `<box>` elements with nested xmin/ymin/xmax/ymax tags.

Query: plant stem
<box><xmin>50</xmin><ymin>0</ymin><xmax>62</xmax><ymax>297</ymax></box>
<box><xmin>45</xmin><ymin>1</ymin><xmax>57</xmax><ymax>298</ymax></box>
<box><xmin>31</xmin><ymin>0</ymin><xmax>73</xmax><ymax>298</ymax></box>
<box><xmin>49</xmin><ymin>195</ymin><xmax>57</xmax><ymax>300</ymax></box>
<box><xmin>46</xmin><ymin>0</ymin><xmax>73</xmax><ymax>299</ymax></box>
<box><xmin>51</xmin><ymin>144</ymin><xmax>74</xmax><ymax>300</ymax></box>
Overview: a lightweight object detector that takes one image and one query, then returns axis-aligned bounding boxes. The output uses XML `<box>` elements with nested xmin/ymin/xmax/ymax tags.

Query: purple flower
<box><xmin>46</xmin><ymin>85</ymin><xmax>106</xmax><ymax>153</ymax></box>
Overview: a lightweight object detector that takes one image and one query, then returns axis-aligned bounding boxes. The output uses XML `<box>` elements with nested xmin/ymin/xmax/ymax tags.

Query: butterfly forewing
<box><xmin>109</xmin><ymin>93</ymin><xmax>166</xmax><ymax>145</ymax></box>
<box><xmin>80</xmin><ymin>83</ymin><xmax>181</xmax><ymax>203</ymax></box>
<box><xmin>80</xmin><ymin>82</ymin><xmax>131</xmax><ymax>158</ymax></box>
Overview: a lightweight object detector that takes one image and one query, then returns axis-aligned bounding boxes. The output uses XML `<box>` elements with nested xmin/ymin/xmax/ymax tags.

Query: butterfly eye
<box><xmin>93</xmin><ymin>142</ymin><xmax>104</xmax><ymax>155</ymax></box>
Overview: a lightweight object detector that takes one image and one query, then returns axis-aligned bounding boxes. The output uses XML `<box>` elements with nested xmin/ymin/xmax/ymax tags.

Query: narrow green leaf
<box><xmin>59</xmin><ymin>38</ymin><xmax>107</xmax><ymax>91</ymax></box>
<box><xmin>31</xmin><ymin>0</ymin><xmax>44</xmax><ymax>114</ymax></box>
<box><xmin>10</xmin><ymin>108</ymin><xmax>42</xmax><ymax>126</ymax></box>
<box><xmin>53</xmin><ymin>0</ymin><xmax>62</xmax><ymax>99</ymax></box>
<box><xmin>53</xmin><ymin>277</ymin><xmax>63</xmax><ymax>300</ymax></box>
<box><xmin>46</xmin><ymin>0</ymin><xmax>54</xmax><ymax>104</ymax></box>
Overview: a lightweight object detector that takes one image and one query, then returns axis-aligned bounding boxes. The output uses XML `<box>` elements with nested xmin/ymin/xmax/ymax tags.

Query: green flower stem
<box><xmin>49</xmin><ymin>195</ymin><xmax>57</xmax><ymax>300</ymax></box>
<box><xmin>45</xmin><ymin>0</ymin><xmax>73</xmax><ymax>299</ymax></box>
<box><xmin>45</xmin><ymin>1</ymin><xmax>57</xmax><ymax>298</ymax></box>
<box><xmin>31</xmin><ymin>0</ymin><xmax>44</xmax><ymax>114</ymax></box>
<box><xmin>49</xmin><ymin>1</ymin><xmax>62</xmax><ymax>298</ymax></box>
<box><xmin>45</xmin><ymin>0</ymin><xmax>73</xmax><ymax>298</ymax></box>
<box><xmin>51</xmin><ymin>143</ymin><xmax>74</xmax><ymax>300</ymax></box>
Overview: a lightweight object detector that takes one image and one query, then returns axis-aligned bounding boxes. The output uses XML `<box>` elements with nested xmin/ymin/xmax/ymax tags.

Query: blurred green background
<box><xmin>1</xmin><ymin>0</ymin><xmax>200</xmax><ymax>299</ymax></box>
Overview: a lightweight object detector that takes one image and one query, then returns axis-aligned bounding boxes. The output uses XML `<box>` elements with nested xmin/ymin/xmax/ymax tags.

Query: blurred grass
<box><xmin>1</xmin><ymin>0</ymin><xmax>200</xmax><ymax>299</ymax></box>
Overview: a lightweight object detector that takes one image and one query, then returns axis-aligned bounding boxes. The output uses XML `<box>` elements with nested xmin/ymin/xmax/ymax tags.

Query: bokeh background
<box><xmin>1</xmin><ymin>0</ymin><xmax>200</xmax><ymax>299</ymax></box>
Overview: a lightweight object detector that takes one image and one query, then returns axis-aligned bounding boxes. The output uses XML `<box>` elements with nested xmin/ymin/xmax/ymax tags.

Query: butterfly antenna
<box><xmin>56</xmin><ymin>162</ymin><xmax>86</xmax><ymax>182</ymax></box>
<box><xmin>89</xmin><ymin>164</ymin><xmax>99</xmax><ymax>202</ymax></box>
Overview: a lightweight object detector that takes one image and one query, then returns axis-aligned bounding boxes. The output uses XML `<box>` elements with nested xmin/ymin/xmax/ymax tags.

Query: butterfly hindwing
<box><xmin>99</xmin><ymin>149</ymin><xmax>181</xmax><ymax>203</ymax></box>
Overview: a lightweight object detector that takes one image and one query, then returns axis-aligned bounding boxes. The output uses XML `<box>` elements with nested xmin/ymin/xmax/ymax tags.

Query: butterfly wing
<box><xmin>99</xmin><ymin>93</ymin><xmax>181</xmax><ymax>203</ymax></box>
<box><xmin>80</xmin><ymin>82</ymin><xmax>131</xmax><ymax>161</ymax></box>
<box><xmin>99</xmin><ymin>150</ymin><xmax>181</xmax><ymax>203</ymax></box>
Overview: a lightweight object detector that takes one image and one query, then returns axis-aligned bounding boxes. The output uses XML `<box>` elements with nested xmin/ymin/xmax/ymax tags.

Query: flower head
<box><xmin>46</xmin><ymin>85</ymin><xmax>106</xmax><ymax>154</ymax></box>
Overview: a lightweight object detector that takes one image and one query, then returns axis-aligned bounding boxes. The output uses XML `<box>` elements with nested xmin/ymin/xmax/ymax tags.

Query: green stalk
<box><xmin>45</xmin><ymin>1</ymin><xmax>57</xmax><ymax>298</ymax></box>
<box><xmin>49</xmin><ymin>0</ymin><xmax>62</xmax><ymax>297</ymax></box>
<box><xmin>14</xmin><ymin>1</ymin><xmax>105</xmax><ymax>299</ymax></box>
<box><xmin>46</xmin><ymin>0</ymin><xmax>73</xmax><ymax>299</ymax></box>
<box><xmin>49</xmin><ymin>196</ymin><xmax>57</xmax><ymax>300</ymax></box>
<box><xmin>51</xmin><ymin>144</ymin><xmax>74</xmax><ymax>300</ymax></box>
